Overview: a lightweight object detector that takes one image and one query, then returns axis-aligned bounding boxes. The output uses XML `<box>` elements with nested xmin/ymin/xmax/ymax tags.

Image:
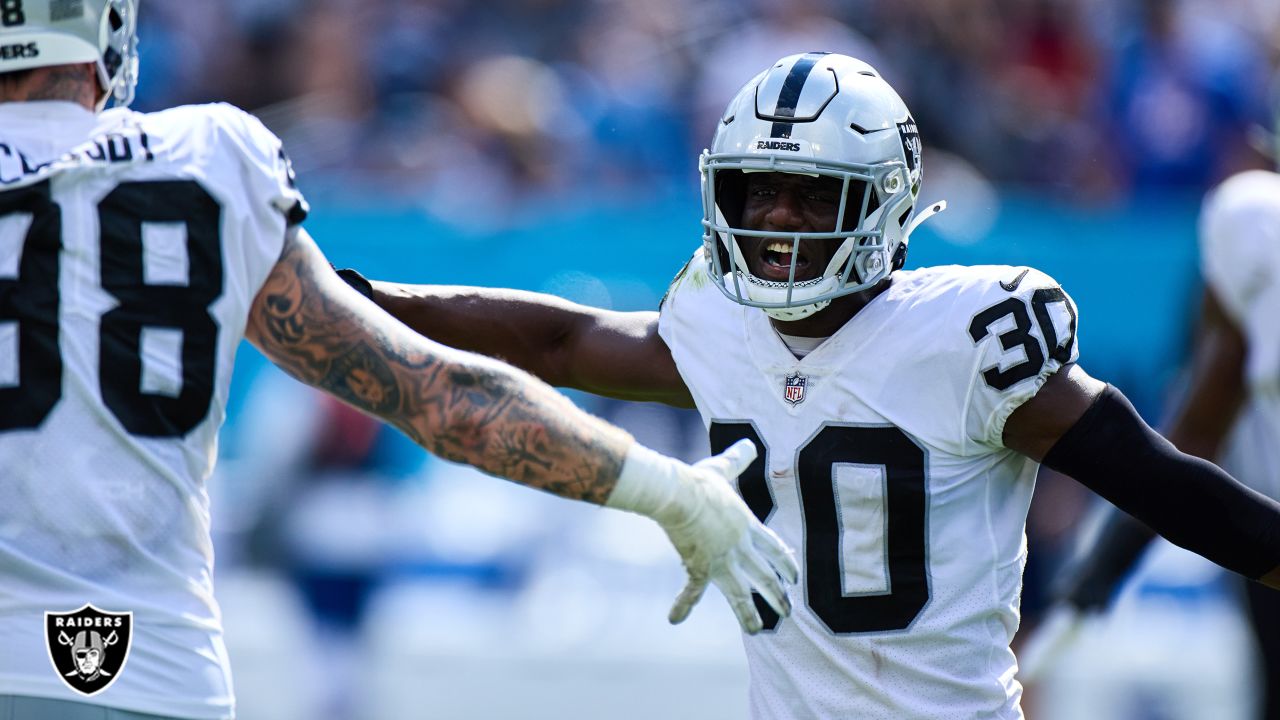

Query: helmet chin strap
<box><xmin>905</xmin><ymin>200</ymin><xmax>947</xmax><ymax>237</ymax></box>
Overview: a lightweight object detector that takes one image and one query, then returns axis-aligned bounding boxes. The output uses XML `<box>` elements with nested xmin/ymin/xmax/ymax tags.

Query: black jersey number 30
<box><xmin>0</xmin><ymin>180</ymin><xmax>222</xmax><ymax>437</ymax></box>
<box><xmin>710</xmin><ymin>422</ymin><xmax>929</xmax><ymax>634</ymax></box>
<box><xmin>968</xmin><ymin>289</ymin><xmax>1077</xmax><ymax>391</ymax></box>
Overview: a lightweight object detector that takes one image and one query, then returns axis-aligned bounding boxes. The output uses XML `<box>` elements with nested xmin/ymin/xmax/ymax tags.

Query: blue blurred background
<box><xmin>132</xmin><ymin>0</ymin><xmax>1280</xmax><ymax>717</ymax></box>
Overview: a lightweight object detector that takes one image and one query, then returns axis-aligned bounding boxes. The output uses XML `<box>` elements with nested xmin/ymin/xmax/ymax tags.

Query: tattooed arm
<box><xmin>243</xmin><ymin>228</ymin><xmax>798</xmax><ymax>634</ymax></box>
<box><xmin>246</xmin><ymin>227</ymin><xmax>632</xmax><ymax>503</ymax></box>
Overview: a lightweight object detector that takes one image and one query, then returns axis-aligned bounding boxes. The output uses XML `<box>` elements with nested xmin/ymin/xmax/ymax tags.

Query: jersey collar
<box><xmin>744</xmin><ymin>279</ymin><xmax>896</xmax><ymax>374</ymax></box>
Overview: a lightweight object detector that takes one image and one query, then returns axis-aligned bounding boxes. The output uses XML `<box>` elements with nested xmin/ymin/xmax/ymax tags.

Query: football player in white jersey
<box><xmin>345</xmin><ymin>52</ymin><xmax>1280</xmax><ymax>718</ymax></box>
<box><xmin>1026</xmin><ymin>163</ymin><xmax>1280</xmax><ymax>717</ymax></box>
<box><xmin>0</xmin><ymin>3</ymin><xmax>800</xmax><ymax>719</ymax></box>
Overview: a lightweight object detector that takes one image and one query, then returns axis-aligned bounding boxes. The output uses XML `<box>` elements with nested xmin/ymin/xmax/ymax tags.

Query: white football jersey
<box><xmin>1199</xmin><ymin>170</ymin><xmax>1280</xmax><ymax>499</ymax></box>
<box><xmin>0</xmin><ymin>101</ymin><xmax>305</xmax><ymax>719</ymax></box>
<box><xmin>659</xmin><ymin>250</ymin><xmax>1079</xmax><ymax>719</ymax></box>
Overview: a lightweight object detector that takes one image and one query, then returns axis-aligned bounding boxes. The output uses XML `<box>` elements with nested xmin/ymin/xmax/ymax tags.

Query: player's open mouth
<box><xmin>759</xmin><ymin>241</ymin><xmax>813</xmax><ymax>281</ymax></box>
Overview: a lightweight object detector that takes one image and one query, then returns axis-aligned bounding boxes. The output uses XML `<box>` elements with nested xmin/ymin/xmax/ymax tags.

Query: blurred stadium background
<box><xmin>130</xmin><ymin>0</ymin><xmax>1280</xmax><ymax>717</ymax></box>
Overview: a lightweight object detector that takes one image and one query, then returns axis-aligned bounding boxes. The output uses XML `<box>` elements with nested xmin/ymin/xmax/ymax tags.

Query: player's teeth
<box><xmin>767</xmin><ymin>242</ymin><xmax>792</xmax><ymax>253</ymax></box>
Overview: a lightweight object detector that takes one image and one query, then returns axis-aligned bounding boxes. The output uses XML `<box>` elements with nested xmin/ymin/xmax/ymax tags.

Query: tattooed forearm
<box><xmin>246</xmin><ymin>230</ymin><xmax>632</xmax><ymax>504</ymax></box>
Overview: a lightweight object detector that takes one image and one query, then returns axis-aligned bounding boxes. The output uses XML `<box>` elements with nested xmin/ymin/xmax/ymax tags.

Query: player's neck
<box><xmin>767</xmin><ymin>278</ymin><xmax>891</xmax><ymax>338</ymax></box>
<box><xmin>0</xmin><ymin>66</ymin><xmax>98</xmax><ymax>110</ymax></box>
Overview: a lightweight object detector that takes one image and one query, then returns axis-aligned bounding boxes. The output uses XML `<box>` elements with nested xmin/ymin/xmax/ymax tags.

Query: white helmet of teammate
<box><xmin>0</xmin><ymin>0</ymin><xmax>140</xmax><ymax>110</ymax></box>
<box><xmin>700</xmin><ymin>52</ymin><xmax>944</xmax><ymax>321</ymax></box>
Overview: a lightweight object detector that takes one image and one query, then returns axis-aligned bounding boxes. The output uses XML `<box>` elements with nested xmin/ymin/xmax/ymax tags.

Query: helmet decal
<box><xmin>897</xmin><ymin>117</ymin><xmax>922</xmax><ymax>174</ymax></box>
<box><xmin>765</xmin><ymin>51</ymin><xmax>831</xmax><ymax>140</ymax></box>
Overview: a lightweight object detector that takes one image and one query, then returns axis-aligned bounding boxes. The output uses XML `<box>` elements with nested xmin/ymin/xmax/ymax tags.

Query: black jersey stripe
<box><xmin>769</xmin><ymin>52</ymin><xmax>829</xmax><ymax>139</ymax></box>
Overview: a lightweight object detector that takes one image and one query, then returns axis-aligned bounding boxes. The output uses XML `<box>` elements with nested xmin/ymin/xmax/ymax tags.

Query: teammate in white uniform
<box><xmin>0</xmin><ymin>4</ymin><xmax>799</xmax><ymax>719</ymax></box>
<box><xmin>1200</xmin><ymin>171</ymin><xmax>1280</xmax><ymax>494</ymax></box>
<box><xmin>1030</xmin><ymin>167</ymin><xmax>1280</xmax><ymax>718</ymax></box>
<box><xmin>350</xmin><ymin>52</ymin><xmax>1280</xmax><ymax>718</ymax></box>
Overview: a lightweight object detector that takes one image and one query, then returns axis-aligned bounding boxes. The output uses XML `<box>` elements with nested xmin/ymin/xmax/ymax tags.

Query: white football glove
<box><xmin>607</xmin><ymin>440</ymin><xmax>800</xmax><ymax>634</ymax></box>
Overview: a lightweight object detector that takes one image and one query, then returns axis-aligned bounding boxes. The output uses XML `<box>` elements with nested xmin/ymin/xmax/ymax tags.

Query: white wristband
<box><xmin>606</xmin><ymin>443</ymin><xmax>690</xmax><ymax>526</ymax></box>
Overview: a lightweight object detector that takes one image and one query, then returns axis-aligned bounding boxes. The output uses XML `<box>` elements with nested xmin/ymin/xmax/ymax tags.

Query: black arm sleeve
<box><xmin>1043</xmin><ymin>384</ymin><xmax>1280</xmax><ymax>581</ymax></box>
<box><xmin>1051</xmin><ymin>507</ymin><xmax>1155</xmax><ymax>612</ymax></box>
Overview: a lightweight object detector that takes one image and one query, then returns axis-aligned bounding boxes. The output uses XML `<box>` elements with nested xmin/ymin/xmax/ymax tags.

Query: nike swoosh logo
<box><xmin>1000</xmin><ymin>268</ymin><xmax>1030</xmax><ymax>292</ymax></box>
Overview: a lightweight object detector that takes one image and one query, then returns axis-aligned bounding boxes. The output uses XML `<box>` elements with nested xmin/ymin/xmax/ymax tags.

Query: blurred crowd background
<box><xmin>136</xmin><ymin>0</ymin><xmax>1280</xmax><ymax>215</ymax></box>
<box><xmin>128</xmin><ymin>0</ymin><xmax>1280</xmax><ymax>718</ymax></box>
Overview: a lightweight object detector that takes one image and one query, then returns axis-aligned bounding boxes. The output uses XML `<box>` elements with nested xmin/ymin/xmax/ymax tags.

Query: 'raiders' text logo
<box><xmin>45</xmin><ymin>605</ymin><xmax>133</xmax><ymax>696</ymax></box>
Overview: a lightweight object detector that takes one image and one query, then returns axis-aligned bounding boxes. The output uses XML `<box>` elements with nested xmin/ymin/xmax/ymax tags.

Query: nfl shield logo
<box><xmin>45</xmin><ymin>604</ymin><xmax>133</xmax><ymax>696</ymax></box>
<box><xmin>783</xmin><ymin>374</ymin><xmax>807</xmax><ymax>405</ymax></box>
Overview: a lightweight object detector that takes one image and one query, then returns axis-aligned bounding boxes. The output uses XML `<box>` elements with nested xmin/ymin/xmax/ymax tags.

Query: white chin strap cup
<box><xmin>763</xmin><ymin>298</ymin><xmax>830</xmax><ymax>322</ymax></box>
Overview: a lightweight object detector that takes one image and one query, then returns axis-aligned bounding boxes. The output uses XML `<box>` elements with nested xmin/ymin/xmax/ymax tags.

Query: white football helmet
<box><xmin>700</xmin><ymin>52</ymin><xmax>944</xmax><ymax>321</ymax></box>
<box><xmin>0</xmin><ymin>0</ymin><xmax>140</xmax><ymax>109</ymax></box>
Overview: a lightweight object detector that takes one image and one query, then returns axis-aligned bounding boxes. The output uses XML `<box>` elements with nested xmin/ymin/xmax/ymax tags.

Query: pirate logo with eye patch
<box><xmin>45</xmin><ymin>605</ymin><xmax>133</xmax><ymax>696</ymax></box>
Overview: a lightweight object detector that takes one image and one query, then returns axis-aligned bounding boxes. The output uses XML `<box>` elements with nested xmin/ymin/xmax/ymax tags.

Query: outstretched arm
<box><xmin>251</xmin><ymin>233</ymin><xmax>634</xmax><ymax>501</ymax></box>
<box><xmin>364</xmin><ymin>279</ymin><xmax>695</xmax><ymax>408</ymax></box>
<box><xmin>1004</xmin><ymin>361</ymin><xmax>1280</xmax><ymax>591</ymax></box>
<box><xmin>247</xmin><ymin>229</ymin><xmax>797</xmax><ymax>632</ymax></box>
<box><xmin>1038</xmin><ymin>288</ymin><xmax>1251</xmax><ymax>613</ymax></box>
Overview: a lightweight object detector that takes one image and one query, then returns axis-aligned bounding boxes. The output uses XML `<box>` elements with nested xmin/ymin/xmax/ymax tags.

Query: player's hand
<box><xmin>659</xmin><ymin>439</ymin><xmax>799</xmax><ymax>634</ymax></box>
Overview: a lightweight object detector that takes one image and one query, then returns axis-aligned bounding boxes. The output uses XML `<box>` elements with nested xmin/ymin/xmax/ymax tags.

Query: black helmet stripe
<box><xmin>770</xmin><ymin>52</ymin><xmax>830</xmax><ymax>139</ymax></box>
